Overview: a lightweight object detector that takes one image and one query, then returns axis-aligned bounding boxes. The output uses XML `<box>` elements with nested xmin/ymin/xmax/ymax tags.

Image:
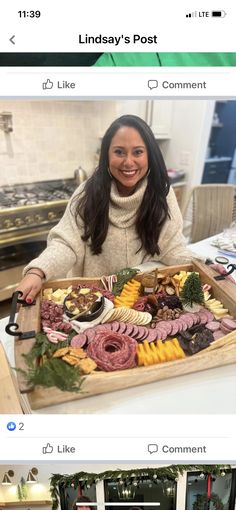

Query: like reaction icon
<box><xmin>42</xmin><ymin>79</ymin><xmax>54</xmax><ymax>90</ymax></box>
<box><xmin>42</xmin><ymin>442</ymin><xmax>54</xmax><ymax>454</ymax></box>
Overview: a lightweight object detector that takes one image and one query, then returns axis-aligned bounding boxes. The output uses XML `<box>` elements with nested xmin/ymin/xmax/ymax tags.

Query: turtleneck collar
<box><xmin>109</xmin><ymin>177</ymin><xmax>148</xmax><ymax>228</ymax></box>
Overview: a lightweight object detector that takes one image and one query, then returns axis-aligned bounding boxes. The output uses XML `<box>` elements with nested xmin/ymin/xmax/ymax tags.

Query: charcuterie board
<box><xmin>14</xmin><ymin>260</ymin><xmax>236</xmax><ymax>410</ymax></box>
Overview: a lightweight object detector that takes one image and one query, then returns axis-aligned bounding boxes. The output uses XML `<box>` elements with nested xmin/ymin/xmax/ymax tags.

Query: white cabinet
<box><xmin>115</xmin><ymin>100</ymin><xmax>147</xmax><ymax>121</ymax></box>
<box><xmin>116</xmin><ymin>100</ymin><xmax>173</xmax><ymax>139</ymax></box>
<box><xmin>146</xmin><ymin>100</ymin><xmax>173</xmax><ymax>139</ymax></box>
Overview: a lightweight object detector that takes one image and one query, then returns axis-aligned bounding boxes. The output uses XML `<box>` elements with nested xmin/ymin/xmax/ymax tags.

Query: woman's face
<box><xmin>108</xmin><ymin>126</ymin><xmax>149</xmax><ymax>195</ymax></box>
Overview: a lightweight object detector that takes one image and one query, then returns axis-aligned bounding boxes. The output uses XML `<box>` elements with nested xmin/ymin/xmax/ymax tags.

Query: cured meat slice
<box><xmin>156</xmin><ymin>321</ymin><xmax>172</xmax><ymax>336</ymax></box>
<box><xmin>117</xmin><ymin>322</ymin><xmax>127</xmax><ymax>335</ymax></box>
<box><xmin>189</xmin><ymin>313</ymin><xmax>199</xmax><ymax>325</ymax></box>
<box><xmin>181</xmin><ymin>313</ymin><xmax>194</xmax><ymax>329</ymax></box>
<box><xmin>155</xmin><ymin>328</ymin><xmax>167</xmax><ymax>340</ymax></box>
<box><xmin>197</xmin><ymin>311</ymin><xmax>208</xmax><ymax>325</ymax></box>
<box><xmin>204</xmin><ymin>310</ymin><xmax>214</xmax><ymax>322</ymax></box>
<box><xmin>87</xmin><ymin>332</ymin><xmax>137</xmax><ymax>371</ymax></box>
<box><xmin>131</xmin><ymin>324</ymin><xmax>140</xmax><ymax>339</ymax></box>
<box><xmin>110</xmin><ymin>321</ymin><xmax>120</xmax><ymax>332</ymax></box>
<box><xmin>170</xmin><ymin>320</ymin><xmax>180</xmax><ymax>336</ymax></box>
<box><xmin>135</xmin><ymin>326</ymin><xmax>146</xmax><ymax>341</ymax></box>
<box><xmin>71</xmin><ymin>333</ymin><xmax>87</xmax><ymax>348</ymax></box>
<box><xmin>171</xmin><ymin>319</ymin><xmax>182</xmax><ymax>332</ymax></box>
<box><xmin>220</xmin><ymin>324</ymin><xmax>233</xmax><ymax>335</ymax></box>
<box><xmin>86</xmin><ymin>328</ymin><xmax>96</xmax><ymax>344</ymax></box>
<box><xmin>125</xmin><ymin>323</ymin><xmax>134</xmax><ymax>336</ymax></box>
<box><xmin>221</xmin><ymin>318</ymin><xmax>236</xmax><ymax>330</ymax></box>
<box><xmin>213</xmin><ymin>330</ymin><xmax>225</xmax><ymax>341</ymax></box>
<box><xmin>146</xmin><ymin>329</ymin><xmax>158</xmax><ymax>343</ymax></box>
<box><xmin>205</xmin><ymin>321</ymin><xmax>220</xmax><ymax>331</ymax></box>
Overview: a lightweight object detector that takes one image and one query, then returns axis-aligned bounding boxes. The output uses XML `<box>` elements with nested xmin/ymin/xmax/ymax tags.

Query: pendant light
<box><xmin>2</xmin><ymin>470</ymin><xmax>14</xmax><ymax>485</ymax></box>
<box><xmin>26</xmin><ymin>468</ymin><xmax>38</xmax><ymax>483</ymax></box>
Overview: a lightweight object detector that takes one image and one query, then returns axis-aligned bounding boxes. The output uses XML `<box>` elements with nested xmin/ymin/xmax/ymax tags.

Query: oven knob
<box><xmin>48</xmin><ymin>211</ymin><xmax>57</xmax><ymax>220</ymax></box>
<box><xmin>3</xmin><ymin>219</ymin><xmax>14</xmax><ymax>229</ymax></box>
<box><xmin>15</xmin><ymin>217</ymin><xmax>24</xmax><ymax>227</ymax></box>
<box><xmin>35</xmin><ymin>214</ymin><xmax>44</xmax><ymax>223</ymax></box>
<box><xmin>25</xmin><ymin>215</ymin><xmax>34</xmax><ymax>224</ymax></box>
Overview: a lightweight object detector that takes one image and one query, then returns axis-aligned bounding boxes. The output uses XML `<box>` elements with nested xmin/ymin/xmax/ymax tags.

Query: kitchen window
<box><xmin>104</xmin><ymin>477</ymin><xmax>176</xmax><ymax>510</ymax></box>
<box><xmin>185</xmin><ymin>470</ymin><xmax>236</xmax><ymax>510</ymax></box>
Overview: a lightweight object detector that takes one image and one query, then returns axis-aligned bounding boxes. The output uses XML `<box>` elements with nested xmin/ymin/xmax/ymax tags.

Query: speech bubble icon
<box><xmin>148</xmin><ymin>80</ymin><xmax>158</xmax><ymax>90</ymax></box>
<box><xmin>148</xmin><ymin>443</ymin><xmax>158</xmax><ymax>454</ymax></box>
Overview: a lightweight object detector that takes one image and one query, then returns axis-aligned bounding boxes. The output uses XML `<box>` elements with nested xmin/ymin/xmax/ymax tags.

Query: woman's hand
<box><xmin>16</xmin><ymin>270</ymin><xmax>45</xmax><ymax>303</ymax></box>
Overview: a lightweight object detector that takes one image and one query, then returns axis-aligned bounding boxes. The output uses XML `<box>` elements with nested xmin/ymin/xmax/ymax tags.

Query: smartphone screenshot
<box><xmin>0</xmin><ymin>2</ymin><xmax>236</xmax><ymax>509</ymax></box>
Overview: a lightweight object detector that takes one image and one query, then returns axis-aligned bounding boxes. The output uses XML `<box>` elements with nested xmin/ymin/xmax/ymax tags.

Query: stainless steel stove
<box><xmin>0</xmin><ymin>179</ymin><xmax>77</xmax><ymax>245</ymax></box>
<box><xmin>0</xmin><ymin>178</ymin><xmax>77</xmax><ymax>301</ymax></box>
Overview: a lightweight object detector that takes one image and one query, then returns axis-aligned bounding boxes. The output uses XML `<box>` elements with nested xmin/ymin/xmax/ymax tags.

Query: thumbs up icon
<box><xmin>42</xmin><ymin>79</ymin><xmax>53</xmax><ymax>90</ymax></box>
<box><xmin>42</xmin><ymin>442</ymin><xmax>53</xmax><ymax>454</ymax></box>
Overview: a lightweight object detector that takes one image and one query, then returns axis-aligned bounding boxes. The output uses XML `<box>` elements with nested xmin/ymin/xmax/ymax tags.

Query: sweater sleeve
<box><xmin>23</xmin><ymin>188</ymin><xmax>85</xmax><ymax>280</ymax></box>
<box><xmin>158</xmin><ymin>187</ymin><xmax>199</xmax><ymax>266</ymax></box>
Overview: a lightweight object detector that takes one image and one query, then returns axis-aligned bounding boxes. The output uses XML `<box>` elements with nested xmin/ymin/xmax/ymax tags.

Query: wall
<box><xmin>0</xmin><ymin>465</ymin><xmax>235</xmax><ymax>510</ymax></box>
<box><xmin>0</xmin><ymin>101</ymin><xmax>117</xmax><ymax>186</ymax></box>
<box><xmin>0</xmin><ymin>100</ymin><xmax>212</xmax><ymax>189</ymax></box>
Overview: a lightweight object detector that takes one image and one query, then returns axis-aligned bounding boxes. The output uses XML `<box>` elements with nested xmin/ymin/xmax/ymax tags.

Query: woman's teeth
<box><xmin>122</xmin><ymin>170</ymin><xmax>137</xmax><ymax>175</ymax></box>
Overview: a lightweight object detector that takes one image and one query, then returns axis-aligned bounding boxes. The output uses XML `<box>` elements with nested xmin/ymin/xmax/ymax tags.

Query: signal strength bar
<box><xmin>186</xmin><ymin>11</ymin><xmax>198</xmax><ymax>17</ymax></box>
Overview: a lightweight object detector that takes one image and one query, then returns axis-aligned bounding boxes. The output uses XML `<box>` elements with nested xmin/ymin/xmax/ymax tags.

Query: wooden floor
<box><xmin>0</xmin><ymin>299</ymin><xmax>11</xmax><ymax>319</ymax></box>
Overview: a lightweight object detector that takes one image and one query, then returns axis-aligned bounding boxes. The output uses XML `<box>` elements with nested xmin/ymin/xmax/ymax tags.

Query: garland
<box><xmin>50</xmin><ymin>465</ymin><xmax>227</xmax><ymax>510</ymax></box>
<box><xmin>193</xmin><ymin>493</ymin><xmax>224</xmax><ymax>510</ymax></box>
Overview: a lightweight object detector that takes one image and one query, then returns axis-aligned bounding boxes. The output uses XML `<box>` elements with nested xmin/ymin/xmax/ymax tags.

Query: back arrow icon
<box><xmin>9</xmin><ymin>35</ymin><xmax>15</xmax><ymax>45</ymax></box>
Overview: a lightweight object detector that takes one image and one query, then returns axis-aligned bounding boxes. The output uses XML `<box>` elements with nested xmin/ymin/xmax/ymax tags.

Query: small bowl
<box><xmin>64</xmin><ymin>295</ymin><xmax>105</xmax><ymax>322</ymax></box>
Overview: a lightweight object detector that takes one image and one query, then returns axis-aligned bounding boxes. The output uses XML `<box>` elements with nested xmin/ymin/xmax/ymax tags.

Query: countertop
<box><xmin>0</xmin><ymin>238</ymin><xmax>236</xmax><ymax>415</ymax></box>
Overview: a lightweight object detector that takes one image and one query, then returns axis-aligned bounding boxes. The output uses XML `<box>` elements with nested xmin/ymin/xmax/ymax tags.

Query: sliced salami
<box><xmin>146</xmin><ymin>329</ymin><xmax>158</xmax><ymax>343</ymax></box>
<box><xmin>204</xmin><ymin>310</ymin><xmax>214</xmax><ymax>322</ymax></box>
<box><xmin>131</xmin><ymin>324</ymin><xmax>140</xmax><ymax>339</ymax></box>
<box><xmin>181</xmin><ymin>313</ymin><xmax>194</xmax><ymax>328</ymax></box>
<box><xmin>71</xmin><ymin>333</ymin><xmax>87</xmax><ymax>348</ymax></box>
<box><xmin>125</xmin><ymin>323</ymin><xmax>134</xmax><ymax>336</ymax></box>
<box><xmin>117</xmin><ymin>322</ymin><xmax>127</xmax><ymax>335</ymax></box>
<box><xmin>155</xmin><ymin>328</ymin><xmax>167</xmax><ymax>340</ymax></box>
<box><xmin>87</xmin><ymin>332</ymin><xmax>137</xmax><ymax>371</ymax></box>
<box><xmin>190</xmin><ymin>313</ymin><xmax>200</xmax><ymax>325</ymax></box>
<box><xmin>170</xmin><ymin>321</ymin><xmax>180</xmax><ymax>336</ymax></box>
<box><xmin>213</xmin><ymin>330</ymin><xmax>225</xmax><ymax>341</ymax></box>
<box><xmin>205</xmin><ymin>321</ymin><xmax>220</xmax><ymax>332</ymax></box>
<box><xmin>135</xmin><ymin>326</ymin><xmax>146</xmax><ymax>341</ymax></box>
<box><xmin>110</xmin><ymin>321</ymin><xmax>121</xmax><ymax>332</ymax></box>
<box><xmin>221</xmin><ymin>318</ymin><xmax>236</xmax><ymax>330</ymax></box>
<box><xmin>86</xmin><ymin>328</ymin><xmax>96</xmax><ymax>344</ymax></box>
<box><xmin>197</xmin><ymin>311</ymin><xmax>208</xmax><ymax>325</ymax></box>
<box><xmin>157</xmin><ymin>321</ymin><xmax>172</xmax><ymax>336</ymax></box>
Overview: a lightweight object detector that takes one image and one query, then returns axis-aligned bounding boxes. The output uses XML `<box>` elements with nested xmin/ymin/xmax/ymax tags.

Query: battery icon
<box><xmin>211</xmin><ymin>10</ymin><xmax>226</xmax><ymax>17</ymax></box>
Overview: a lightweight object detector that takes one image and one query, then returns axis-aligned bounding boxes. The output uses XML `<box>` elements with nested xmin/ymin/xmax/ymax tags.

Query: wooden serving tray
<box><xmin>15</xmin><ymin>260</ymin><xmax>236</xmax><ymax>410</ymax></box>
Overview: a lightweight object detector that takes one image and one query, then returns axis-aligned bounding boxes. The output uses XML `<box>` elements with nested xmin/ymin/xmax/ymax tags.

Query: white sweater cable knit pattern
<box><xmin>24</xmin><ymin>178</ymin><xmax>194</xmax><ymax>280</ymax></box>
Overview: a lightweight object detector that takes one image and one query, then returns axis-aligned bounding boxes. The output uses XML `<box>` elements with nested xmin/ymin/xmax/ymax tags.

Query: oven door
<box><xmin>0</xmin><ymin>238</ymin><xmax>46</xmax><ymax>301</ymax></box>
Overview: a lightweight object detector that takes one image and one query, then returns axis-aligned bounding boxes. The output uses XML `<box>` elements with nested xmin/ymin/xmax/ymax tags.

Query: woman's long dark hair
<box><xmin>73</xmin><ymin>114</ymin><xmax>170</xmax><ymax>256</ymax></box>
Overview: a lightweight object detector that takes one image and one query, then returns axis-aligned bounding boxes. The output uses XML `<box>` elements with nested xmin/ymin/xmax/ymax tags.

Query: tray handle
<box><xmin>5</xmin><ymin>291</ymin><xmax>36</xmax><ymax>340</ymax></box>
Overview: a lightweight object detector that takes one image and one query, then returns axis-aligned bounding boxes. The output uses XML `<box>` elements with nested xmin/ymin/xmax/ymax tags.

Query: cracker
<box><xmin>62</xmin><ymin>355</ymin><xmax>80</xmax><ymax>366</ymax></box>
<box><xmin>68</xmin><ymin>348</ymin><xmax>87</xmax><ymax>359</ymax></box>
<box><xmin>53</xmin><ymin>347</ymin><xmax>69</xmax><ymax>358</ymax></box>
<box><xmin>77</xmin><ymin>358</ymin><xmax>97</xmax><ymax>374</ymax></box>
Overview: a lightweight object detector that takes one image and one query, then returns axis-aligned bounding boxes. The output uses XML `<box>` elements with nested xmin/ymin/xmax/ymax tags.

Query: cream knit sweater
<box><xmin>24</xmin><ymin>178</ymin><xmax>194</xmax><ymax>279</ymax></box>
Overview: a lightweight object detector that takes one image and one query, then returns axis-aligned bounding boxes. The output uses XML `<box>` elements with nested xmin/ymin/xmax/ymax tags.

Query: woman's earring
<box><xmin>146</xmin><ymin>168</ymin><xmax>151</xmax><ymax>177</ymax></box>
<box><xmin>107</xmin><ymin>167</ymin><xmax>113</xmax><ymax>178</ymax></box>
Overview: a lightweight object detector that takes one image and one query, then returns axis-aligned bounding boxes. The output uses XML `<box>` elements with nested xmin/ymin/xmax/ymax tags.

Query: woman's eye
<box><xmin>134</xmin><ymin>149</ymin><xmax>143</xmax><ymax>156</ymax></box>
<box><xmin>114</xmin><ymin>149</ymin><xmax>125</xmax><ymax>155</ymax></box>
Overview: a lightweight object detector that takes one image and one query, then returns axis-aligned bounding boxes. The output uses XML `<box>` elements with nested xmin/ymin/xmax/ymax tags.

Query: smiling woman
<box><xmin>16</xmin><ymin>114</ymin><xmax>196</xmax><ymax>303</ymax></box>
